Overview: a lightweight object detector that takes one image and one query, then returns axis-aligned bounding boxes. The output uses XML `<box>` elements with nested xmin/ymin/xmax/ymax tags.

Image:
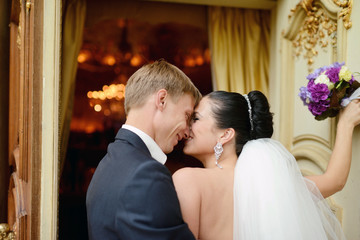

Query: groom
<box><xmin>86</xmin><ymin>59</ymin><xmax>201</xmax><ymax>240</ymax></box>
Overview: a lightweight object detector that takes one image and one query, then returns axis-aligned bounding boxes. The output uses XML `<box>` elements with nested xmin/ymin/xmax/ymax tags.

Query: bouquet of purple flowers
<box><xmin>299</xmin><ymin>62</ymin><xmax>360</xmax><ymax>120</ymax></box>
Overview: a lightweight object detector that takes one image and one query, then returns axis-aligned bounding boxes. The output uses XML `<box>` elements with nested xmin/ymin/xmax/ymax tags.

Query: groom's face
<box><xmin>154</xmin><ymin>93</ymin><xmax>195</xmax><ymax>154</ymax></box>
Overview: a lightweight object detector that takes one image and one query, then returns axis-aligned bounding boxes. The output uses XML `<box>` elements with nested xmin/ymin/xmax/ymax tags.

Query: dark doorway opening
<box><xmin>59</xmin><ymin>1</ymin><xmax>212</xmax><ymax>239</ymax></box>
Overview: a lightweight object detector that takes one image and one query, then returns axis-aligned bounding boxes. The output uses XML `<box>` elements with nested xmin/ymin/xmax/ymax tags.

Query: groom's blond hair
<box><xmin>124</xmin><ymin>59</ymin><xmax>201</xmax><ymax>114</ymax></box>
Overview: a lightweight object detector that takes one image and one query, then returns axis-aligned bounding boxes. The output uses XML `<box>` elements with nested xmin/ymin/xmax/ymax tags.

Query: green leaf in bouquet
<box><xmin>329</xmin><ymin>87</ymin><xmax>346</xmax><ymax>108</ymax></box>
<box><xmin>328</xmin><ymin>108</ymin><xmax>340</xmax><ymax>117</ymax></box>
<box><xmin>315</xmin><ymin>113</ymin><xmax>328</xmax><ymax>121</ymax></box>
<box><xmin>335</xmin><ymin>80</ymin><xmax>350</xmax><ymax>90</ymax></box>
<box><xmin>315</xmin><ymin>108</ymin><xmax>340</xmax><ymax>121</ymax></box>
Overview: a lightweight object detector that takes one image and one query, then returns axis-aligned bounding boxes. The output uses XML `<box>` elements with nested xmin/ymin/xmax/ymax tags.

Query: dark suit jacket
<box><xmin>86</xmin><ymin>128</ymin><xmax>195</xmax><ymax>240</ymax></box>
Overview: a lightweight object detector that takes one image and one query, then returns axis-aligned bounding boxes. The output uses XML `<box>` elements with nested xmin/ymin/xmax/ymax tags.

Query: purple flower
<box><xmin>299</xmin><ymin>62</ymin><xmax>358</xmax><ymax>120</ymax></box>
<box><xmin>308</xmin><ymin>83</ymin><xmax>330</xmax><ymax>102</ymax></box>
<box><xmin>307</xmin><ymin>68</ymin><xmax>323</xmax><ymax>81</ymax></box>
<box><xmin>350</xmin><ymin>75</ymin><xmax>355</xmax><ymax>84</ymax></box>
<box><xmin>325</xmin><ymin>67</ymin><xmax>340</xmax><ymax>83</ymax></box>
<box><xmin>307</xmin><ymin>62</ymin><xmax>345</xmax><ymax>81</ymax></box>
<box><xmin>331</xmin><ymin>62</ymin><xmax>345</xmax><ymax>68</ymax></box>
<box><xmin>298</xmin><ymin>86</ymin><xmax>311</xmax><ymax>105</ymax></box>
<box><xmin>306</xmin><ymin>80</ymin><xmax>316</xmax><ymax>93</ymax></box>
<box><xmin>308</xmin><ymin>100</ymin><xmax>330</xmax><ymax>116</ymax></box>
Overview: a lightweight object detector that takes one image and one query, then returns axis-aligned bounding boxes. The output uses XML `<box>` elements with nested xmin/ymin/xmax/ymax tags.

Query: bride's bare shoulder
<box><xmin>173</xmin><ymin>167</ymin><xmax>206</xmax><ymax>177</ymax></box>
<box><xmin>173</xmin><ymin>167</ymin><xmax>207</xmax><ymax>186</ymax></box>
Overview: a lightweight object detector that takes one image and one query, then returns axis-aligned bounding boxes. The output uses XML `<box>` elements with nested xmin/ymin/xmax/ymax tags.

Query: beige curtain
<box><xmin>60</xmin><ymin>0</ymin><xmax>86</xmax><ymax>172</ymax></box>
<box><xmin>208</xmin><ymin>7</ymin><xmax>270</xmax><ymax>95</ymax></box>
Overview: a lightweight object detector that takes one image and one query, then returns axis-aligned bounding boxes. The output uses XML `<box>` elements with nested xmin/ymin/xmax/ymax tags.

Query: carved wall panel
<box><xmin>281</xmin><ymin>0</ymin><xmax>353</xmax><ymax>224</ymax></box>
<box><xmin>6</xmin><ymin>0</ymin><xmax>43</xmax><ymax>238</ymax></box>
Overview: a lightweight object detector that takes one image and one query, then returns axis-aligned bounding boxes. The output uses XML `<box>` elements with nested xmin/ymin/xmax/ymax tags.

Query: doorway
<box><xmin>58</xmin><ymin>1</ymin><xmax>212</xmax><ymax>239</ymax></box>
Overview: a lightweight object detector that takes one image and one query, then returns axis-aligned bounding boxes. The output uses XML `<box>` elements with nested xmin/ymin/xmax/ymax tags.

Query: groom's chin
<box><xmin>163</xmin><ymin>146</ymin><xmax>174</xmax><ymax>154</ymax></box>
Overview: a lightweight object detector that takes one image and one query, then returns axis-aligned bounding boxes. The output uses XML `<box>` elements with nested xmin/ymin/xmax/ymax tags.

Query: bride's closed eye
<box><xmin>191</xmin><ymin>115</ymin><xmax>199</xmax><ymax>123</ymax></box>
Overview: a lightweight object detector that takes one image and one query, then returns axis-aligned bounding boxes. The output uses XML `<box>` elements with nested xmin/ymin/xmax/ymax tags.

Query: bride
<box><xmin>173</xmin><ymin>90</ymin><xmax>360</xmax><ymax>240</ymax></box>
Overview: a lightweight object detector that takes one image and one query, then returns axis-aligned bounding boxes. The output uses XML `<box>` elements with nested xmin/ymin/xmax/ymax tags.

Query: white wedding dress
<box><xmin>233</xmin><ymin>138</ymin><xmax>346</xmax><ymax>240</ymax></box>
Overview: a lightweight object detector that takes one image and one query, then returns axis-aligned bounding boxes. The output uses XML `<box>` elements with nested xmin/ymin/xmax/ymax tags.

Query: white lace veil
<box><xmin>233</xmin><ymin>138</ymin><xmax>346</xmax><ymax>240</ymax></box>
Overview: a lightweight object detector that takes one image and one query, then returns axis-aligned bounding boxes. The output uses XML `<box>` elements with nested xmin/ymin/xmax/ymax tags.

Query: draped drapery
<box><xmin>60</xmin><ymin>0</ymin><xmax>86</xmax><ymax>173</ymax></box>
<box><xmin>208</xmin><ymin>7</ymin><xmax>270</xmax><ymax>96</ymax></box>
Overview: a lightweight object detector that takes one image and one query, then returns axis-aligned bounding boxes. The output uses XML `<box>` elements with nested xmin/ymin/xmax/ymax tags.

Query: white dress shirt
<box><xmin>122</xmin><ymin>124</ymin><xmax>167</xmax><ymax>165</ymax></box>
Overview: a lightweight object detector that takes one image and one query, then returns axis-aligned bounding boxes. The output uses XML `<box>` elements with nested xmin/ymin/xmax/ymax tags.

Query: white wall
<box><xmin>339</xmin><ymin>1</ymin><xmax>360</xmax><ymax>238</ymax></box>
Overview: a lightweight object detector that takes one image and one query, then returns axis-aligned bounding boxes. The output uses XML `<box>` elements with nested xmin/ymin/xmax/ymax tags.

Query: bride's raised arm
<box><xmin>306</xmin><ymin>99</ymin><xmax>360</xmax><ymax>198</ymax></box>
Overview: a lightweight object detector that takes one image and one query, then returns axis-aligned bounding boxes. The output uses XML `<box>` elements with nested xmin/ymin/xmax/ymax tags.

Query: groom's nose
<box><xmin>183</xmin><ymin>126</ymin><xmax>190</xmax><ymax>139</ymax></box>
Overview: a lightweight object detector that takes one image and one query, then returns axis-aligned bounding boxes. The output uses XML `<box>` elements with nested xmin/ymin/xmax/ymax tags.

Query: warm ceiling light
<box><xmin>195</xmin><ymin>56</ymin><xmax>204</xmax><ymax>66</ymax></box>
<box><xmin>87</xmin><ymin>91</ymin><xmax>93</xmax><ymax>98</ymax></box>
<box><xmin>103</xmin><ymin>55</ymin><xmax>116</xmax><ymax>66</ymax></box>
<box><xmin>116</xmin><ymin>92</ymin><xmax>124</xmax><ymax>100</ymax></box>
<box><xmin>184</xmin><ymin>57</ymin><xmax>196</xmax><ymax>67</ymax></box>
<box><xmin>94</xmin><ymin>104</ymin><xmax>102</xmax><ymax>112</ymax></box>
<box><xmin>130</xmin><ymin>54</ymin><xmax>142</xmax><ymax>67</ymax></box>
<box><xmin>102</xmin><ymin>85</ymin><xmax>109</xmax><ymax>91</ymax></box>
<box><xmin>117</xmin><ymin>84</ymin><xmax>125</xmax><ymax>91</ymax></box>
<box><xmin>99</xmin><ymin>92</ymin><xmax>106</xmax><ymax>100</ymax></box>
<box><xmin>104</xmin><ymin>109</ymin><xmax>111</xmax><ymax>116</ymax></box>
<box><xmin>88</xmin><ymin>83</ymin><xmax>125</xmax><ymax>102</ymax></box>
<box><xmin>92</xmin><ymin>91</ymin><xmax>99</xmax><ymax>99</ymax></box>
<box><xmin>78</xmin><ymin>51</ymin><xmax>90</xmax><ymax>63</ymax></box>
<box><xmin>85</xmin><ymin>125</ymin><xmax>96</xmax><ymax>134</ymax></box>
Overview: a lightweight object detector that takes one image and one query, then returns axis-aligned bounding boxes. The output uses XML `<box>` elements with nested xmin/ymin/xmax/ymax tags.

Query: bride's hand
<box><xmin>339</xmin><ymin>99</ymin><xmax>360</xmax><ymax>129</ymax></box>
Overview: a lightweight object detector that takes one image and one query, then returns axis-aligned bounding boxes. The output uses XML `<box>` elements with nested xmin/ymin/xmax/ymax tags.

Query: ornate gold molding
<box><xmin>333</xmin><ymin>0</ymin><xmax>353</xmax><ymax>29</ymax></box>
<box><xmin>0</xmin><ymin>224</ymin><xmax>15</xmax><ymax>240</ymax></box>
<box><xmin>26</xmin><ymin>0</ymin><xmax>32</xmax><ymax>12</ymax></box>
<box><xmin>288</xmin><ymin>0</ymin><xmax>352</xmax><ymax>71</ymax></box>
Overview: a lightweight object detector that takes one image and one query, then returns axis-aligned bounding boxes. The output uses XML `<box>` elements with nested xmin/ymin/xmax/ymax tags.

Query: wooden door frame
<box><xmin>30</xmin><ymin>0</ymin><xmax>44</xmax><ymax>238</ymax></box>
<box><xmin>8</xmin><ymin>0</ymin><xmax>44</xmax><ymax>238</ymax></box>
<box><xmin>7</xmin><ymin>0</ymin><xmax>62</xmax><ymax>239</ymax></box>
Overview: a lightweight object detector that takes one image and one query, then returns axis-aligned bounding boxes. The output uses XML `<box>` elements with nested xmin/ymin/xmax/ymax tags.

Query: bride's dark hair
<box><xmin>207</xmin><ymin>90</ymin><xmax>273</xmax><ymax>155</ymax></box>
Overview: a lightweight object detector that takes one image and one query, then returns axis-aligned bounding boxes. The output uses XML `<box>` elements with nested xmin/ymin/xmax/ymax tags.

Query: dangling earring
<box><xmin>214</xmin><ymin>141</ymin><xmax>223</xmax><ymax>169</ymax></box>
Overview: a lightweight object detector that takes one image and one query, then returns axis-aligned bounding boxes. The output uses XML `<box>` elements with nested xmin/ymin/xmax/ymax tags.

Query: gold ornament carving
<box><xmin>0</xmin><ymin>224</ymin><xmax>15</xmax><ymax>240</ymax></box>
<box><xmin>26</xmin><ymin>0</ymin><xmax>32</xmax><ymax>12</ymax></box>
<box><xmin>17</xmin><ymin>26</ymin><xmax>21</xmax><ymax>50</ymax></box>
<box><xmin>333</xmin><ymin>0</ymin><xmax>352</xmax><ymax>29</ymax></box>
<box><xmin>288</xmin><ymin>0</ymin><xmax>352</xmax><ymax>71</ymax></box>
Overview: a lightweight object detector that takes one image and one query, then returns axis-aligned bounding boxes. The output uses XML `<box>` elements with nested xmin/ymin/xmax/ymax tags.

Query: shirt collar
<box><xmin>122</xmin><ymin>124</ymin><xmax>167</xmax><ymax>165</ymax></box>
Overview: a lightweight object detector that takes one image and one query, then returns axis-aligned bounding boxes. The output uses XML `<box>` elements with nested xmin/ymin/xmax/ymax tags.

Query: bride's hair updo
<box><xmin>207</xmin><ymin>90</ymin><xmax>273</xmax><ymax>155</ymax></box>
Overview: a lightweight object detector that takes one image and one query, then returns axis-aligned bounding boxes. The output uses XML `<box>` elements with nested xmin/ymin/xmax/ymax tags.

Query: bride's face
<box><xmin>183</xmin><ymin>97</ymin><xmax>220</xmax><ymax>161</ymax></box>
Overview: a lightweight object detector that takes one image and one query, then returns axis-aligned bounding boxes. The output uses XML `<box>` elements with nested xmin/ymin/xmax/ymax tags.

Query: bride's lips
<box><xmin>185</xmin><ymin>136</ymin><xmax>193</xmax><ymax>144</ymax></box>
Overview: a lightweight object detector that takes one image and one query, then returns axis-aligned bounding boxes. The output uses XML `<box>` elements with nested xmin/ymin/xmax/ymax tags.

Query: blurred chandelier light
<box><xmin>77</xmin><ymin>18</ymin><xmax>211</xmax><ymax>122</ymax></box>
<box><xmin>76</xmin><ymin>18</ymin><xmax>211</xmax><ymax>70</ymax></box>
<box><xmin>87</xmin><ymin>84</ymin><xmax>126</xmax><ymax>117</ymax></box>
<box><xmin>77</xmin><ymin>18</ymin><xmax>145</xmax><ymax>70</ymax></box>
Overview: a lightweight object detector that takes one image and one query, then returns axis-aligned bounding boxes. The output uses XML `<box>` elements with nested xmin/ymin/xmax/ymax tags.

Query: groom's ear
<box><xmin>155</xmin><ymin>89</ymin><xmax>168</xmax><ymax>111</ymax></box>
<box><xmin>220</xmin><ymin>128</ymin><xmax>235</xmax><ymax>144</ymax></box>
